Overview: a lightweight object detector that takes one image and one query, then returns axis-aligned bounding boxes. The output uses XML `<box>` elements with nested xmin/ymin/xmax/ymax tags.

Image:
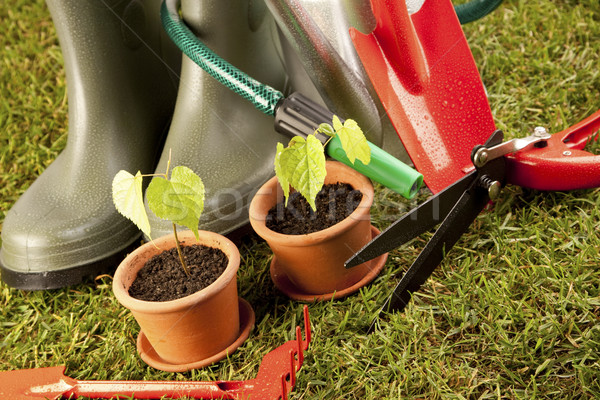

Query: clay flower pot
<box><xmin>249</xmin><ymin>161</ymin><xmax>387</xmax><ymax>301</ymax></box>
<box><xmin>112</xmin><ymin>230</ymin><xmax>254</xmax><ymax>372</ymax></box>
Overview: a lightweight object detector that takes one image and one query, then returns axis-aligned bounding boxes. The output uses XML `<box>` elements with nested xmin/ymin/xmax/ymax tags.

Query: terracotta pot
<box><xmin>112</xmin><ymin>230</ymin><xmax>245</xmax><ymax>368</ymax></box>
<box><xmin>249</xmin><ymin>161</ymin><xmax>386</xmax><ymax>298</ymax></box>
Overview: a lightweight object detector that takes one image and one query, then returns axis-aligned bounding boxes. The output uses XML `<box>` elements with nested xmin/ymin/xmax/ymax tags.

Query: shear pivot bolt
<box><xmin>534</xmin><ymin>126</ymin><xmax>548</xmax><ymax>137</ymax></box>
<box><xmin>473</xmin><ymin>150</ymin><xmax>488</xmax><ymax>167</ymax></box>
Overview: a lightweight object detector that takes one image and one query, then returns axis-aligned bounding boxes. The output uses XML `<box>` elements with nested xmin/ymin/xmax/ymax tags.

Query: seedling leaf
<box><xmin>112</xmin><ymin>170</ymin><xmax>151</xmax><ymax>239</ymax></box>
<box><xmin>274</xmin><ymin>142</ymin><xmax>291</xmax><ymax>205</ymax></box>
<box><xmin>317</xmin><ymin>123</ymin><xmax>336</xmax><ymax>137</ymax></box>
<box><xmin>147</xmin><ymin>166</ymin><xmax>205</xmax><ymax>240</ymax></box>
<box><xmin>332</xmin><ymin>115</ymin><xmax>371</xmax><ymax>165</ymax></box>
<box><xmin>272</xmin><ymin>115</ymin><xmax>369</xmax><ymax>212</ymax></box>
<box><xmin>277</xmin><ymin>135</ymin><xmax>326</xmax><ymax>211</ymax></box>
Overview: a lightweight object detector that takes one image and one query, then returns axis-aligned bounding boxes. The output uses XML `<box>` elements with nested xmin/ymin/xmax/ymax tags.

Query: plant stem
<box><xmin>173</xmin><ymin>223</ymin><xmax>191</xmax><ymax>277</ymax></box>
<box><xmin>164</xmin><ymin>148</ymin><xmax>172</xmax><ymax>178</ymax></box>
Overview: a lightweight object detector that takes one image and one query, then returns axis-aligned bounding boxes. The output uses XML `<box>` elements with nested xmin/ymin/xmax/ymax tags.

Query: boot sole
<box><xmin>0</xmin><ymin>237</ymin><xmax>141</xmax><ymax>291</ymax></box>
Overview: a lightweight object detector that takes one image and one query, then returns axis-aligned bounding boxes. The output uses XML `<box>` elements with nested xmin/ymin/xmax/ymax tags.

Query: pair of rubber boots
<box><xmin>1</xmin><ymin>0</ymin><xmax>408</xmax><ymax>290</ymax></box>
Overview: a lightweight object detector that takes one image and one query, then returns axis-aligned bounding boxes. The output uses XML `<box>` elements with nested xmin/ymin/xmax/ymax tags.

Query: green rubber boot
<box><xmin>0</xmin><ymin>0</ymin><xmax>180</xmax><ymax>289</ymax></box>
<box><xmin>146</xmin><ymin>0</ymin><xmax>288</xmax><ymax>238</ymax></box>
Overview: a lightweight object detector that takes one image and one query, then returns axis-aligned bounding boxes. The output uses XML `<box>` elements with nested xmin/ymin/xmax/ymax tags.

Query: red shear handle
<box><xmin>506</xmin><ymin>110</ymin><xmax>600</xmax><ymax>191</ymax></box>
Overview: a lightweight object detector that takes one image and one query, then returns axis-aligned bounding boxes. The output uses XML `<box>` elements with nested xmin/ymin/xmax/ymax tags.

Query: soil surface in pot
<box><xmin>266</xmin><ymin>182</ymin><xmax>363</xmax><ymax>235</ymax></box>
<box><xmin>128</xmin><ymin>244</ymin><xmax>229</xmax><ymax>302</ymax></box>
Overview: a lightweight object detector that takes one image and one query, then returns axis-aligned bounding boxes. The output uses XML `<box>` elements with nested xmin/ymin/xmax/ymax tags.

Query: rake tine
<box><xmin>296</xmin><ymin>326</ymin><xmax>304</xmax><ymax>368</ymax></box>
<box><xmin>303</xmin><ymin>305</ymin><xmax>311</xmax><ymax>350</ymax></box>
<box><xmin>281</xmin><ymin>373</ymin><xmax>288</xmax><ymax>400</ymax></box>
<box><xmin>290</xmin><ymin>350</ymin><xmax>297</xmax><ymax>387</ymax></box>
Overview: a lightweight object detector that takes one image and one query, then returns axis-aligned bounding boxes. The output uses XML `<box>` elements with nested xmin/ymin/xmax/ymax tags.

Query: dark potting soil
<box><xmin>128</xmin><ymin>244</ymin><xmax>229</xmax><ymax>302</ymax></box>
<box><xmin>266</xmin><ymin>182</ymin><xmax>363</xmax><ymax>235</ymax></box>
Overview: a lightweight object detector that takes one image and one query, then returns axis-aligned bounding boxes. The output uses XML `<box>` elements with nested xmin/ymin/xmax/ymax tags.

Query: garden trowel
<box><xmin>350</xmin><ymin>0</ymin><xmax>497</xmax><ymax>193</ymax></box>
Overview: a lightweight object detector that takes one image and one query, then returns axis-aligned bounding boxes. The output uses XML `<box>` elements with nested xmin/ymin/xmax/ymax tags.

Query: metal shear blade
<box><xmin>345</xmin><ymin>130</ymin><xmax>506</xmax><ymax>330</ymax></box>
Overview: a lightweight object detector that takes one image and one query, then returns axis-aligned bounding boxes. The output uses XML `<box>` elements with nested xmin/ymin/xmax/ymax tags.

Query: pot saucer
<box><xmin>270</xmin><ymin>225</ymin><xmax>388</xmax><ymax>302</ymax></box>
<box><xmin>136</xmin><ymin>298</ymin><xmax>255</xmax><ymax>372</ymax></box>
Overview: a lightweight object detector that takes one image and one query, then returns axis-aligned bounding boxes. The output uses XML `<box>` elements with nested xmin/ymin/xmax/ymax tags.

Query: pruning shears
<box><xmin>345</xmin><ymin>110</ymin><xmax>600</xmax><ymax>329</ymax></box>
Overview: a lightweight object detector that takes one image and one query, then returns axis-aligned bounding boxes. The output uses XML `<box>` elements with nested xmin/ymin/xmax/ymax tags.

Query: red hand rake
<box><xmin>0</xmin><ymin>306</ymin><xmax>311</xmax><ymax>400</ymax></box>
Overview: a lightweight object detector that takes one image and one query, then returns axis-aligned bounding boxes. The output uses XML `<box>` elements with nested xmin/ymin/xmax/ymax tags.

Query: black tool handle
<box><xmin>274</xmin><ymin>92</ymin><xmax>335</xmax><ymax>143</ymax></box>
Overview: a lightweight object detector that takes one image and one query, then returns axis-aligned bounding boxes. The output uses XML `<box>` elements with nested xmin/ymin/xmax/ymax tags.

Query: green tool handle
<box><xmin>326</xmin><ymin>136</ymin><xmax>423</xmax><ymax>198</ymax></box>
<box><xmin>274</xmin><ymin>93</ymin><xmax>423</xmax><ymax>198</ymax></box>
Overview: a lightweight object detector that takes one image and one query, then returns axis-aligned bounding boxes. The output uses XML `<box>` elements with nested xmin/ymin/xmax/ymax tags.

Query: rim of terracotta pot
<box><xmin>249</xmin><ymin>161</ymin><xmax>374</xmax><ymax>246</ymax></box>
<box><xmin>112</xmin><ymin>230</ymin><xmax>240</xmax><ymax>314</ymax></box>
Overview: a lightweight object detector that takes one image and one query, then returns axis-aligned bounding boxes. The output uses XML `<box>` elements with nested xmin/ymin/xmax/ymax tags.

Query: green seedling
<box><xmin>274</xmin><ymin>115</ymin><xmax>371</xmax><ymax>211</ymax></box>
<box><xmin>111</xmin><ymin>155</ymin><xmax>205</xmax><ymax>276</ymax></box>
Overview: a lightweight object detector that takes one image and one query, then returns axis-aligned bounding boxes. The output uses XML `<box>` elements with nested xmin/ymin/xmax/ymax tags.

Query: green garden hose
<box><xmin>159</xmin><ymin>0</ymin><xmax>503</xmax><ymax>198</ymax></box>
<box><xmin>161</xmin><ymin>0</ymin><xmax>502</xmax><ymax>114</ymax></box>
<box><xmin>161</xmin><ymin>0</ymin><xmax>284</xmax><ymax>116</ymax></box>
<box><xmin>454</xmin><ymin>0</ymin><xmax>504</xmax><ymax>24</ymax></box>
<box><xmin>160</xmin><ymin>0</ymin><xmax>425</xmax><ymax>199</ymax></box>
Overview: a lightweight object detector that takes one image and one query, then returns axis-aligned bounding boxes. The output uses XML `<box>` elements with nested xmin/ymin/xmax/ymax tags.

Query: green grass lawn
<box><xmin>1</xmin><ymin>0</ymin><xmax>599</xmax><ymax>398</ymax></box>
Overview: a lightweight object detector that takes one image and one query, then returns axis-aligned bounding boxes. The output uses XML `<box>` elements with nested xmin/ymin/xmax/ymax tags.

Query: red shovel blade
<box><xmin>351</xmin><ymin>0</ymin><xmax>496</xmax><ymax>193</ymax></box>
